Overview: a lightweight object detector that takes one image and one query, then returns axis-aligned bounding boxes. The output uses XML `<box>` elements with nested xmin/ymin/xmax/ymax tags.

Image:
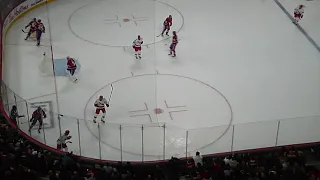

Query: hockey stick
<box><xmin>22</xmin><ymin>29</ymin><xmax>28</xmax><ymax>33</ymax></box>
<box><xmin>66</xmin><ymin>141</ymin><xmax>72</xmax><ymax>144</ymax></box>
<box><xmin>108</xmin><ymin>84</ymin><xmax>114</xmax><ymax>104</ymax></box>
<box><xmin>65</xmin><ymin>69</ymin><xmax>78</xmax><ymax>82</ymax></box>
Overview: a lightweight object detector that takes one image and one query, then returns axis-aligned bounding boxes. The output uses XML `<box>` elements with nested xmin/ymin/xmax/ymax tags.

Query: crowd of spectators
<box><xmin>1</xmin><ymin>112</ymin><xmax>320</xmax><ymax>180</ymax></box>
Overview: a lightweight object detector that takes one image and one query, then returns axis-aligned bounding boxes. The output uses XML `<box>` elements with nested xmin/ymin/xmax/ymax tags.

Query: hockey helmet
<box><xmin>65</xmin><ymin>130</ymin><xmax>70</xmax><ymax>135</ymax></box>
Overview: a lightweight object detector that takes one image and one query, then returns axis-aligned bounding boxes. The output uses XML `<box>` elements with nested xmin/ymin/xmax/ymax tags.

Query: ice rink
<box><xmin>2</xmin><ymin>0</ymin><xmax>320</xmax><ymax>161</ymax></box>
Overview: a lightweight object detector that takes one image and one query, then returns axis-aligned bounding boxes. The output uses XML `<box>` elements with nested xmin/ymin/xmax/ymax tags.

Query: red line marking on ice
<box><xmin>130</xmin><ymin>114</ymin><xmax>152</xmax><ymax>122</ymax></box>
<box><xmin>164</xmin><ymin>100</ymin><xmax>186</xmax><ymax>108</ymax></box>
<box><xmin>129</xmin><ymin>102</ymin><xmax>148</xmax><ymax>113</ymax></box>
<box><xmin>168</xmin><ymin>110</ymin><xmax>188</xmax><ymax>120</ymax></box>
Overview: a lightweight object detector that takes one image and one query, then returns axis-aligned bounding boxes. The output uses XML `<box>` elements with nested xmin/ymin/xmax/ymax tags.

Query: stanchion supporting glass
<box><xmin>14</xmin><ymin>95</ymin><xmax>19</xmax><ymax>127</ymax></box>
<box><xmin>57</xmin><ymin>115</ymin><xmax>62</xmax><ymax>136</ymax></box>
<box><xmin>42</xmin><ymin>123</ymin><xmax>47</xmax><ymax>144</ymax></box>
<box><xmin>77</xmin><ymin>119</ymin><xmax>81</xmax><ymax>156</ymax></box>
<box><xmin>120</xmin><ymin>125</ymin><xmax>123</xmax><ymax>162</ymax></box>
<box><xmin>4</xmin><ymin>86</ymin><xmax>9</xmax><ymax>112</ymax></box>
<box><xmin>275</xmin><ymin>120</ymin><xmax>280</xmax><ymax>146</ymax></box>
<box><xmin>25</xmin><ymin>102</ymin><xmax>31</xmax><ymax>136</ymax></box>
<box><xmin>142</xmin><ymin>125</ymin><xmax>144</xmax><ymax>162</ymax></box>
<box><xmin>185</xmin><ymin>130</ymin><xmax>188</xmax><ymax>160</ymax></box>
<box><xmin>98</xmin><ymin>123</ymin><xmax>102</xmax><ymax>159</ymax></box>
<box><xmin>163</xmin><ymin>124</ymin><xmax>166</xmax><ymax>160</ymax></box>
<box><xmin>231</xmin><ymin>125</ymin><xmax>235</xmax><ymax>152</ymax></box>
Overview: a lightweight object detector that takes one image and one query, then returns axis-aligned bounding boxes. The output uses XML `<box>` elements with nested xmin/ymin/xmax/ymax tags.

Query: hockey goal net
<box><xmin>39</xmin><ymin>52</ymin><xmax>55</xmax><ymax>76</ymax></box>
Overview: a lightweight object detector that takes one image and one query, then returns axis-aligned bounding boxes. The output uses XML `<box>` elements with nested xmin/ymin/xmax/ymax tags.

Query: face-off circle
<box><xmin>68</xmin><ymin>0</ymin><xmax>184</xmax><ymax>47</ymax></box>
<box><xmin>84</xmin><ymin>74</ymin><xmax>233</xmax><ymax>157</ymax></box>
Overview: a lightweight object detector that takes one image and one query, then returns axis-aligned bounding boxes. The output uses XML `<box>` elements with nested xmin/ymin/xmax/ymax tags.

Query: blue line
<box><xmin>274</xmin><ymin>0</ymin><xmax>320</xmax><ymax>53</ymax></box>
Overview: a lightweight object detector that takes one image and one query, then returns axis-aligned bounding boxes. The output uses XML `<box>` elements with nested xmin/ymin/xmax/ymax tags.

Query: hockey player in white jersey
<box><xmin>57</xmin><ymin>130</ymin><xmax>72</xmax><ymax>152</ymax></box>
<box><xmin>293</xmin><ymin>5</ymin><xmax>305</xmax><ymax>24</ymax></box>
<box><xmin>93</xmin><ymin>95</ymin><xmax>109</xmax><ymax>123</ymax></box>
<box><xmin>132</xmin><ymin>35</ymin><xmax>143</xmax><ymax>59</ymax></box>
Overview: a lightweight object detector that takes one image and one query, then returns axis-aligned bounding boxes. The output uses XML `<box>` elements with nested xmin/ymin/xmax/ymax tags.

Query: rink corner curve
<box><xmin>3</xmin><ymin>0</ymin><xmax>56</xmax><ymax>38</ymax></box>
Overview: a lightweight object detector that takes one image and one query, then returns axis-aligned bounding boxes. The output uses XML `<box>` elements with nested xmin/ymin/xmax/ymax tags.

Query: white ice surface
<box><xmin>3</xmin><ymin>0</ymin><xmax>320</xmax><ymax>161</ymax></box>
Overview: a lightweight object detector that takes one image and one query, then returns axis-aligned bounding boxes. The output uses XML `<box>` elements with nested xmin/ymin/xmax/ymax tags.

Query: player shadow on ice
<box><xmin>130</xmin><ymin>60</ymin><xmax>143</xmax><ymax>71</ymax></box>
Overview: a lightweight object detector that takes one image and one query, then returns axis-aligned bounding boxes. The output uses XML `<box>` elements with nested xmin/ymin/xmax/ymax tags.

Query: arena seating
<box><xmin>1</xmin><ymin>113</ymin><xmax>320</xmax><ymax>180</ymax></box>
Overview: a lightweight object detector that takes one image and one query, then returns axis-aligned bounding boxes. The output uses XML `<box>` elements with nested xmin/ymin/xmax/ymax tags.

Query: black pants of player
<box><xmin>29</xmin><ymin>118</ymin><xmax>43</xmax><ymax>131</ymax></box>
<box><xmin>36</xmin><ymin>30</ymin><xmax>42</xmax><ymax>45</ymax></box>
<box><xmin>67</xmin><ymin>69</ymin><xmax>75</xmax><ymax>76</ymax></box>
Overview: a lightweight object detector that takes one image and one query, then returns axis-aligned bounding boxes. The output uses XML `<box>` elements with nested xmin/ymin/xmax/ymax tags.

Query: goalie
<box><xmin>66</xmin><ymin>56</ymin><xmax>78</xmax><ymax>82</ymax></box>
<box><xmin>57</xmin><ymin>130</ymin><xmax>72</xmax><ymax>152</ymax></box>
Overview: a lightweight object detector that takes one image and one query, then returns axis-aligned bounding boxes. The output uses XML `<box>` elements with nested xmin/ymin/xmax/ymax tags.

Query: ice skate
<box><xmin>101</xmin><ymin>119</ymin><xmax>105</xmax><ymax>123</ymax></box>
<box><xmin>135</xmin><ymin>55</ymin><xmax>138</xmax><ymax>59</ymax></box>
<box><xmin>172</xmin><ymin>54</ymin><xmax>176</xmax><ymax>57</ymax></box>
<box><xmin>138</xmin><ymin>56</ymin><xmax>141</xmax><ymax>59</ymax></box>
<box><xmin>38</xmin><ymin>129</ymin><xmax>41</xmax><ymax>133</ymax></box>
<box><xmin>93</xmin><ymin>119</ymin><xmax>97</xmax><ymax>123</ymax></box>
<box><xmin>168</xmin><ymin>53</ymin><xmax>172</xmax><ymax>56</ymax></box>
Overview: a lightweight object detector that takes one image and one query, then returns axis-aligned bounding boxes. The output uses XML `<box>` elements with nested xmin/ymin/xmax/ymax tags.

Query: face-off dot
<box><xmin>123</xmin><ymin>18</ymin><xmax>130</xmax><ymax>22</ymax></box>
<box><xmin>153</xmin><ymin>108</ymin><xmax>164</xmax><ymax>114</ymax></box>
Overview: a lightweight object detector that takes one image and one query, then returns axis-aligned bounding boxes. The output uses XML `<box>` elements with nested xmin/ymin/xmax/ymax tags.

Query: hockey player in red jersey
<box><xmin>57</xmin><ymin>130</ymin><xmax>72</xmax><ymax>152</ymax></box>
<box><xmin>93</xmin><ymin>95</ymin><xmax>109</xmax><ymax>123</ymax></box>
<box><xmin>161</xmin><ymin>15</ymin><xmax>172</xmax><ymax>36</ymax></box>
<box><xmin>24</xmin><ymin>18</ymin><xmax>38</xmax><ymax>40</ymax></box>
<box><xmin>168</xmin><ymin>31</ymin><xmax>178</xmax><ymax>57</ymax></box>
<box><xmin>132</xmin><ymin>35</ymin><xmax>143</xmax><ymax>59</ymax></box>
<box><xmin>293</xmin><ymin>5</ymin><xmax>305</xmax><ymax>24</ymax></box>
<box><xmin>66</xmin><ymin>56</ymin><xmax>78</xmax><ymax>82</ymax></box>
<box><xmin>28</xmin><ymin>107</ymin><xmax>46</xmax><ymax>133</ymax></box>
<box><xmin>36</xmin><ymin>19</ymin><xmax>45</xmax><ymax>46</ymax></box>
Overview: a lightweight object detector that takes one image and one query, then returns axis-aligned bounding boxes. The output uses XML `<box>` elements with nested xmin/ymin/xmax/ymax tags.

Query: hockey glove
<box><xmin>106</xmin><ymin>104</ymin><xmax>109</xmax><ymax>107</ymax></box>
